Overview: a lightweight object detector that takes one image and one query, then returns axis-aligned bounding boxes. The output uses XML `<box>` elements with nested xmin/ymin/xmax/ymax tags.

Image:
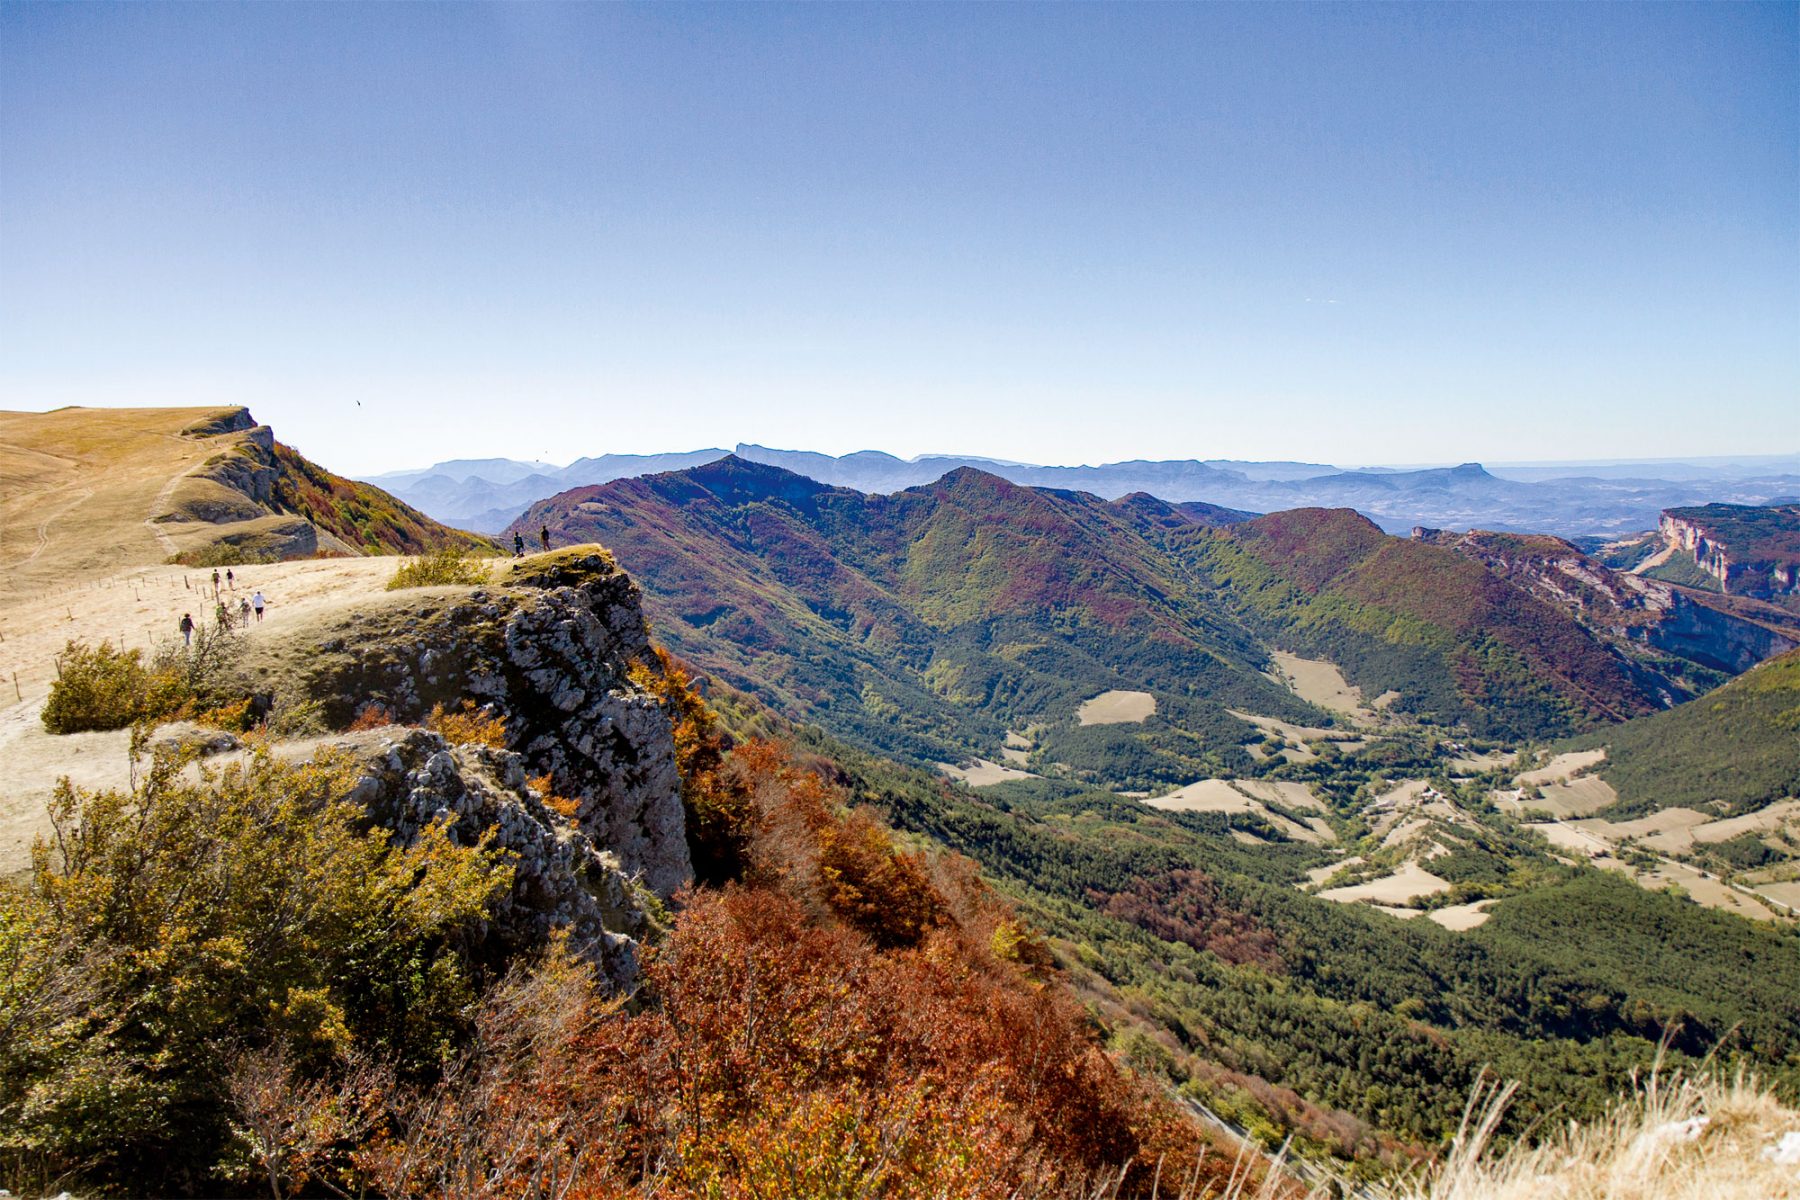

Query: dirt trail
<box><xmin>0</xmin><ymin>557</ymin><xmax>403</xmax><ymax>879</ymax></box>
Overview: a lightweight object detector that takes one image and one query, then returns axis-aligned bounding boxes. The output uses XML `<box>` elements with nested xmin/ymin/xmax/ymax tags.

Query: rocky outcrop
<box><xmin>1419</xmin><ymin>528</ymin><xmax>1799</xmax><ymax>682</ymax></box>
<box><xmin>345</xmin><ymin>727</ymin><xmax>650</xmax><ymax>990</ymax></box>
<box><xmin>234</xmin><ymin>549</ymin><xmax>692</xmax><ymax>991</ymax></box>
<box><xmin>249</xmin><ymin>549</ymin><xmax>693</xmax><ymax>898</ymax></box>
<box><xmin>1659</xmin><ymin>505</ymin><xmax>1800</xmax><ymax>600</ymax></box>
<box><xmin>153</xmin><ymin>407</ymin><xmax>488</xmax><ymax>562</ymax></box>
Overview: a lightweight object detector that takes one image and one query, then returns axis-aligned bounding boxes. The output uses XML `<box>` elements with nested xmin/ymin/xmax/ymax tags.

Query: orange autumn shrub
<box><xmin>424</xmin><ymin>700</ymin><xmax>507</xmax><ymax>749</ymax></box>
<box><xmin>527</xmin><ymin>772</ymin><xmax>582</xmax><ymax>820</ymax></box>
<box><xmin>346</xmin><ymin>702</ymin><xmax>395</xmax><ymax>731</ymax></box>
<box><xmin>630</xmin><ymin>648</ymin><xmax>754</xmax><ymax>883</ymax></box>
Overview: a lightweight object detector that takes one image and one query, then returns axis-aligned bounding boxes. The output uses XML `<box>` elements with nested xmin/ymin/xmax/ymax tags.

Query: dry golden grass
<box><xmin>0</xmin><ymin>405</ymin><xmax>237</xmax><ymax>602</ymax></box>
<box><xmin>1204</xmin><ymin>1068</ymin><xmax>1800</xmax><ymax>1200</ymax></box>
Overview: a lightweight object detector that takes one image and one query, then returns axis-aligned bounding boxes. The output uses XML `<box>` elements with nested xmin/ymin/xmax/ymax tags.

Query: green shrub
<box><xmin>0</xmin><ymin>746</ymin><xmax>511</xmax><ymax>1189</ymax></box>
<box><xmin>386</xmin><ymin>546</ymin><xmax>491</xmax><ymax>590</ymax></box>
<box><xmin>43</xmin><ymin>630</ymin><xmax>248</xmax><ymax>735</ymax></box>
<box><xmin>40</xmin><ymin>641</ymin><xmax>149</xmax><ymax>733</ymax></box>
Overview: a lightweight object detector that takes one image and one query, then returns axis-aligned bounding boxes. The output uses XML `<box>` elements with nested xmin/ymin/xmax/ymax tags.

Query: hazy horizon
<box><xmin>356</xmin><ymin>442</ymin><xmax>1800</xmax><ymax>480</ymax></box>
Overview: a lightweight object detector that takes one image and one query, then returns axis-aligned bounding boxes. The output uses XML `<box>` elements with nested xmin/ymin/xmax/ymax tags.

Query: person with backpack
<box><xmin>179</xmin><ymin>613</ymin><xmax>195</xmax><ymax>647</ymax></box>
<box><xmin>514</xmin><ymin>532</ymin><xmax>526</xmax><ymax>557</ymax></box>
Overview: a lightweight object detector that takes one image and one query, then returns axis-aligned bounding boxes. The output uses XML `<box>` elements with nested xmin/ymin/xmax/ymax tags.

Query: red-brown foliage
<box><xmin>1091</xmin><ymin>868</ymin><xmax>1286</xmax><ymax>974</ymax></box>
<box><xmin>255</xmin><ymin>740</ymin><xmax>1252</xmax><ymax>1199</ymax></box>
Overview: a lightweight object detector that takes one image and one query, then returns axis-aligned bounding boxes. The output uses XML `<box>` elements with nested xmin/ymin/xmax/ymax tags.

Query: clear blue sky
<box><xmin>3</xmin><ymin>2</ymin><xmax>1795</xmax><ymax>475</ymax></box>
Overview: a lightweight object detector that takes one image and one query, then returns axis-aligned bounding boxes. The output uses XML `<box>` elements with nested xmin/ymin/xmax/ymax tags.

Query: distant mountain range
<box><xmin>364</xmin><ymin>447</ymin><xmax>1800</xmax><ymax>539</ymax></box>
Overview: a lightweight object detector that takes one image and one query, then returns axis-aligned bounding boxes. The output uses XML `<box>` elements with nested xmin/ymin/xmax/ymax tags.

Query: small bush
<box><xmin>41</xmin><ymin>640</ymin><xmax>147</xmax><ymax>733</ymax></box>
<box><xmin>386</xmin><ymin>547</ymin><xmax>490</xmax><ymax>590</ymax></box>
<box><xmin>44</xmin><ymin>630</ymin><xmax>250</xmax><ymax>736</ymax></box>
<box><xmin>425</xmin><ymin>701</ymin><xmax>507</xmax><ymax>749</ymax></box>
<box><xmin>528</xmin><ymin>772</ymin><xmax>582</xmax><ymax>820</ymax></box>
<box><xmin>346</xmin><ymin>703</ymin><xmax>395</xmax><ymax>731</ymax></box>
<box><xmin>0</xmin><ymin>747</ymin><xmax>511</xmax><ymax>1189</ymax></box>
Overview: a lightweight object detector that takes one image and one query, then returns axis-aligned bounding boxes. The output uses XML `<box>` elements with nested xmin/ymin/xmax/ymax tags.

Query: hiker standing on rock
<box><xmin>252</xmin><ymin>591</ymin><xmax>266</xmax><ymax>623</ymax></box>
<box><xmin>514</xmin><ymin>532</ymin><xmax>525</xmax><ymax>558</ymax></box>
<box><xmin>540</xmin><ymin>525</ymin><xmax>551</xmax><ymax>552</ymax></box>
<box><xmin>179</xmin><ymin>613</ymin><xmax>194</xmax><ymax>647</ymax></box>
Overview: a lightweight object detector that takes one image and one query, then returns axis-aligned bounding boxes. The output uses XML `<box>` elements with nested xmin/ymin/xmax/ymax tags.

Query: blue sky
<box><xmin>2</xmin><ymin>2</ymin><xmax>1795</xmax><ymax>475</ymax></box>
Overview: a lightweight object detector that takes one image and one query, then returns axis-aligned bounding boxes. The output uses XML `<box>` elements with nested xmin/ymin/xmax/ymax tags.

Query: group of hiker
<box><xmin>180</xmin><ymin>569</ymin><xmax>265</xmax><ymax>646</ymax></box>
<box><xmin>514</xmin><ymin>525</ymin><xmax>552</xmax><ymax>558</ymax></box>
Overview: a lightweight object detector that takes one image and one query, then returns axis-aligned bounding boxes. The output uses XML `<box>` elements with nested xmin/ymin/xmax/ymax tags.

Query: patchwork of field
<box><xmin>1228</xmin><ymin>709</ymin><xmax>1366</xmax><ymax>763</ymax></box>
<box><xmin>1076</xmin><ymin>689</ymin><xmax>1156</xmax><ymax>726</ymax></box>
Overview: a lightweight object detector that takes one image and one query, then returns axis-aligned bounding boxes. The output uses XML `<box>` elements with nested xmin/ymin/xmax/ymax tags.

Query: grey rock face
<box><xmin>345</xmin><ymin>727</ymin><xmax>648</xmax><ymax>990</ymax></box>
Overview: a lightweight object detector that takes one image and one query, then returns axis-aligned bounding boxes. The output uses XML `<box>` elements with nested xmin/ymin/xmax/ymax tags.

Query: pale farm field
<box><xmin>1144</xmin><ymin>779</ymin><xmax>1328</xmax><ymax>844</ymax></box>
<box><xmin>1496</xmin><ymin>774</ymin><xmax>1619</xmax><ymax>818</ymax></box>
<box><xmin>1317</xmin><ymin>860</ymin><xmax>1452</xmax><ymax>906</ymax></box>
<box><xmin>1076</xmin><ymin>689</ymin><xmax>1156</xmax><ymax>726</ymax></box>
<box><xmin>1231</xmin><ymin>778</ymin><xmax>1327</xmax><ymax>812</ymax></box>
<box><xmin>1515</xmin><ymin>748</ymin><xmax>1607</xmax><ymax>787</ymax></box>
<box><xmin>1265</xmin><ymin>650</ymin><xmax>1377</xmax><ymax>720</ymax></box>
<box><xmin>939</xmin><ymin>757</ymin><xmax>1037</xmax><ymax>787</ymax></box>
<box><xmin>1427</xmin><ymin>900</ymin><xmax>1495</xmax><ymax>930</ymax></box>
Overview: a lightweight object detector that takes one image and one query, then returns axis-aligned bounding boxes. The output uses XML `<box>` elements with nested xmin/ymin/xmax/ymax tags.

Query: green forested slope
<box><xmin>789</xmin><ymin>723</ymin><xmax>1800</xmax><ymax>1159</ymax></box>
<box><xmin>1569</xmin><ymin>648</ymin><xmax>1800</xmax><ymax>817</ymax></box>
<box><xmin>1147</xmin><ymin>508</ymin><xmax>1672</xmax><ymax>737</ymax></box>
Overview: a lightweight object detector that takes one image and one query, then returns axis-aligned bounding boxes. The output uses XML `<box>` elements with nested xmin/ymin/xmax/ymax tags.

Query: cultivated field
<box><xmin>1076</xmin><ymin>689</ymin><xmax>1156</xmax><ymax>725</ymax></box>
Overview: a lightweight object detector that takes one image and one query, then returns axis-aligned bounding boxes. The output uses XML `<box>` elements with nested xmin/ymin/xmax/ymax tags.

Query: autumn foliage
<box><xmin>630</xmin><ymin>648</ymin><xmax>755</xmax><ymax>884</ymax></box>
<box><xmin>7</xmin><ymin>649</ymin><xmax>1247</xmax><ymax>1197</ymax></box>
<box><xmin>211</xmin><ymin>741</ymin><xmax>1243</xmax><ymax>1200</ymax></box>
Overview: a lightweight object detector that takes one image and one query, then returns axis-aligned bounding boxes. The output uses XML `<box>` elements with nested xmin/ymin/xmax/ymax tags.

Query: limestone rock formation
<box><xmin>235</xmin><ymin>548</ymin><xmax>693</xmax><ymax>990</ymax></box>
<box><xmin>1659</xmin><ymin>504</ymin><xmax>1800</xmax><ymax>600</ymax></box>
<box><xmin>150</xmin><ymin>405</ymin><xmax>494</xmax><ymax>561</ymax></box>
<box><xmin>345</xmin><ymin>727</ymin><xmax>650</xmax><ymax>990</ymax></box>
<box><xmin>1416</xmin><ymin>527</ymin><xmax>1799</xmax><ymax>682</ymax></box>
